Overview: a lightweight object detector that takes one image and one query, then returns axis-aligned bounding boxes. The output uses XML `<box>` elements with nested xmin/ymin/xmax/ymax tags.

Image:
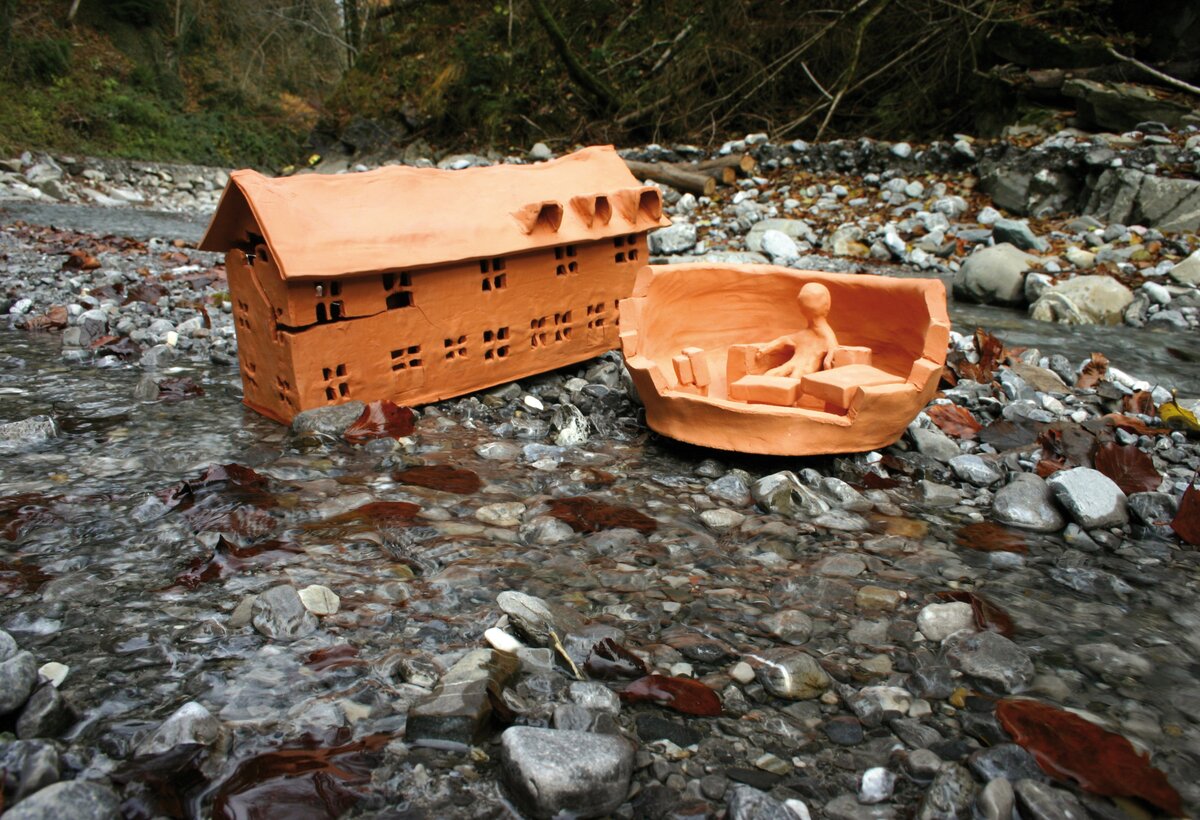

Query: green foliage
<box><xmin>11</xmin><ymin>38</ymin><xmax>72</xmax><ymax>82</ymax></box>
<box><xmin>101</xmin><ymin>0</ymin><xmax>164</xmax><ymax>27</ymax></box>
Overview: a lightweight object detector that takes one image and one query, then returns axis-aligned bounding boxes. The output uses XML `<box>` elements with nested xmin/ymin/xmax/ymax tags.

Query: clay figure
<box><xmin>619</xmin><ymin>263</ymin><xmax>950</xmax><ymax>456</ymax></box>
<box><xmin>755</xmin><ymin>282</ymin><xmax>838</xmax><ymax>378</ymax></box>
<box><xmin>197</xmin><ymin>146</ymin><xmax>670</xmax><ymax>424</ymax></box>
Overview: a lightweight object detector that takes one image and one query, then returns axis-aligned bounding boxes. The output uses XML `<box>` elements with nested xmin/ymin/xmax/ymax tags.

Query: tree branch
<box><xmin>1107</xmin><ymin>46</ymin><xmax>1200</xmax><ymax>97</ymax></box>
<box><xmin>526</xmin><ymin>0</ymin><xmax>621</xmax><ymax>113</ymax></box>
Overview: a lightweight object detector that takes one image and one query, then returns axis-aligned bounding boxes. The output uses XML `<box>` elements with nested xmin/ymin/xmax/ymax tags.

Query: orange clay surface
<box><xmin>197</xmin><ymin>146</ymin><xmax>669</xmax><ymax>423</ymax></box>
<box><xmin>619</xmin><ymin>263</ymin><xmax>949</xmax><ymax>455</ymax></box>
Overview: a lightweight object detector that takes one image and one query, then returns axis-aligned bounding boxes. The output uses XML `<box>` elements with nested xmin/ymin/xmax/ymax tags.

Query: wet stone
<box><xmin>1013</xmin><ymin>778</ymin><xmax>1086</xmax><ymax>820</ymax></box>
<box><xmin>569</xmin><ymin>681</ymin><xmax>620</xmax><ymax>713</ymax></box>
<box><xmin>949</xmin><ymin>454</ymin><xmax>1003</xmax><ymax>487</ymax></box>
<box><xmin>967</xmin><ymin>743</ymin><xmax>1045</xmax><ymax>783</ymax></box>
<box><xmin>0</xmin><ymin>629</ymin><xmax>16</xmax><ymax>662</ymax></box>
<box><xmin>977</xmin><ymin>778</ymin><xmax>1015</xmax><ymax>820</ymax></box>
<box><xmin>291</xmin><ymin>401</ymin><xmax>366</xmax><ymax>437</ymax></box>
<box><xmin>859</xmin><ymin>767</ymin><xmax>896</xmax><ymax>804</ymax></box>
<box><xmin>475</xmin><ymin>502</ymin><xmax>526</xmax><ymax>526</ymax></box>
<box><xmin>761</xmin><ymin>609</ymin><xmax>814</xmax><ymax>645</ymax></box>
<box><xmin>916</xmin><ymin>763</ymin><xmax>976</xmax><ymax>820</ymax></box>
<box><xmin>756</xmin><ymin>649</ymin><xmax>832</xmax><ymax>700</ymax></box>
<box><xmin>0</xmin><ymin>739</ymin><xmax>60</xmax><ymax>801</ymax></box>
<box><xmin>889</xmin><ymin>718</ymin><xmax>943</xmax><ymax>750</ymax></box>
<box><xmin>706</xmin><ymin>473</ymin><xmax>752</xmax><ymax>506</ymax></box>
<box><xmin>135</xmin><ymin>701</ymin><xmax>223</xmax><ymax>756</ymax></box>
<box><xmin>813</xmin><ymin>555</ymin><xmax>866</xmax><ymax>577</ymax></box>
<box><xmin>944</xmin><ymin>632</ymin><xmax>1034</xmax><ymax>694</ymax></box>
<box><xmin>500</xmin><ymin>726</ymin><xmax>633</xmax><ymax>819</ymax></box>
<box><xmin>0</xmin><ymin>416</ymin><xmax>56</xmax><ymax>446</ymax></box>
<box><xmin>728</xmin><ymin>785</ymin><xmax>796</xmax><ymax>820</ymax></box>
<box><xmin>849</xmin><ymin>686</ymin><xmax>913</xmax><ymax>726</ymax></box>
<box><xmin>701</xmin><ymin>508</ymin><xmax>746</xmax><ymax>530</ymax></box>
<box><xmin>497</xmin><ymin>590</ymin><xmax>584</xmax><ymax>646</ymax></box>
<box><xmin>251</xmin><ymin>585</ymin><xmax>318</xmax><ymax>642</ymax></box>
<box><xmin>1073</xmin><ymin>642</ymin><xmax>1151</xmax><ymax>681</ymax></box>
<box><xmin>16</xmin><ymin>684</ymin><xmax>72</xmax><ymax>739</ymax></box>
<box><xmin>553</xmin><ymin>703</ymin><xmax>593</xmax><ymax>731</ymax></box>
<box><xmin>917</xmin><ymin>602</ymin><xmax>975</xmax><ymax>642</ymax></box>
<box><xmin>0</xmin><ymin>651</ymin><xmax>38</xmax><ymax>716</ymax></box>
<box><xmin>824</xmin><ymin>716</ymin><xmax>865</xmax><ymax>746</ymax></box>
<box><xmin>992</xmin><ymin>474</ymin><xmax>1065</xmax><ymax>533</ymax></box>
<box><xmin>826</xmin><ymin>793</ymin><xmax>898</xmax><ymax>820</ymax></box>
<box><xmin>636</xmin><ymin>714</ymin><xmax>701</xmax><ymax>747</ymax></box>
<box><xmin>3</xmin><ymin>780</ymin><xmax>120</xmax><ymax>820</ymax></box>
<box><xmin>407</xmin><ymin>648</ymin><xmax>518</xmax><ymax>745</ymax></box>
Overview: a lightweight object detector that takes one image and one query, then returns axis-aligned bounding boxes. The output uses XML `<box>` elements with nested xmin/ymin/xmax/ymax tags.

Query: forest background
<box><xmin>1</xmin><ymin>0</ymin><xmax>1197</xmax><ymax>169</ymax></box>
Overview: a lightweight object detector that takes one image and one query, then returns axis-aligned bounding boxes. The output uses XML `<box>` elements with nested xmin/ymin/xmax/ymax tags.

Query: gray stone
<box><xmin>649</xmin><ymin>223</ymin><xmax>697</xmax><ymax>255</ymax></box>
<box><xmin>977</xmin><ymin>778</ymin><xmax>1015</xmax><ymax>820</ymax></box>
<box><xmin>0</xmin><ymin>739</ymin><xmax>60</xmax><ymax>802</ymax></box>
<box><xmin>497</xmin><ymin>590</ymin><xmax>584</xmax><ymax>646</ymax></box>
<box><xmin>760</xmin><ymin>230</ymin><xmax>800</xmax><ymax>264</ymax></box>
<box><xmin>921</xmin><ymin>480</ymin><xmax>963</xmax><ymax>508</ymax></box>
<box><xmin>752</xmin><ymin>471</ymin><xmax>829</xmax><ymax>517</ymax></box>
<box><xmin>3</xmin><ymin>780</ymin><xmax>120</xmax><ymax>820</ymax></box>
<box><xmin>967</xmin><ymin>744</ymin><xmax>1045</xmax><ymax>783</ymax></box>
<box><xmin>408</xmin><ymin>649</ymin><xmax>518</xmax><ymax>744</ymax></box>
<box><xmin>139</xmin><ymin>343</ymin><xmax>175</xmax><ymax>368</ymax></box>
<box><xmin>16</xmin><ymin>684</ymin><xmax>72</xmax><ymax>739</ymax></box>
<box><xmin>1064</xmin><ymin>78</ymin><xmax>1199</xmax><ymax>132</ymax></box>
<box><xmin>859</xmin><ymin>767</ymin><xmax>896</xmax><ymax>804</ymax></box>
<box><xmin>500</xmin><ymin>726</ymin><xmax>632</xmax><ymax>819</ymax></box>
<box><xmin>0</xmin><ymin>629</ymin><xmax>15</xmax><ymax>661</ymax></box>
<box><xmin>917</xmin><ymin>602</ymin><xmax>975</xmax><ymax>642</ymax></box>
<box><xmin>746</xmin><ymin>218</ymin><xmax>816</xmax><ymax>251</ymax></box>
<box><xmin>944</xmin><ymin>631</ymin><xmax>1034</xmax><ymax>693</ymax></box>
<box><xmin>0</xmin><ymin>416</ymin><xmax>56</xmax><ymax>446</ymax></box>
<box><xmin>848</xmin><ymin>686</ymin><xmax>913</xmax><ymax>726</ymax></box>
<box><xmin>761</xmin><ymin>610</ymin><xmax>814</xmax><ymax>645</ymax></box>
<box><xmin>820</xmin><ymin>477</ymin><xmax>872</xmax><ymax>511</ymax></box>
<box><xmin>917</xmin><ymin>764</ymin><xmax>976</xmax><ymax>820</ymax></box>
<box><xmin>291</xmin><ymin>402</ymin><xmax>366</xmax><ymax>437</ymax></box>
<box><xmin>993</xmin><ymin>218</ymin><xmax>1048</xmax><ymax>252</ymax></box>
<box><xmin>1169</xmin><ymin>250</ymin><xmax>1200</xmax><ymax>285</ymax></box>
<box><xmin>251</xmin><ymin>585</ymin><xmax>318</xmax><ymax>642</ymax></box>
<box><xmin>993</xmin><ymin>473</ymin><xmax>1065</xmax><ymax>533</ymax></box>
<box><xmin>1128</xmin><ymin>492</ymin><xmax>1178</xmax><ymax>535</ymax></box>
<box><xmin>701</xmin><ymin>508</ymin><xmax>745</xmax><ymax>530</ymax></box>
<box><xmin>528</xmin><ymin>142</ymin><xmax>553</xmax><ymax>161</ymax></box>
<box><xmin>729</xmin><ymin>785</ymin><xmax>797</xmax><ymax>820</ymax></box>
<box><xmin>569</xmin><ymin>681</ymin><xmax>620</xmax><ymax>713</ymax></box>
<box><xmin>757</xmin><ymin>649</ymin><xmax>831</xmax><ymax>699</ymax></box>
<box><xmin>953</xmin><ymin>244</ymin><xmax>1039</xmax><ymax>306</ymax></box>
<box><xmin>949</xmin><ymin>454</ymin><xmax>1003</xmax><ymax>487</ymax></box>
<box><xmin>1030</xmin><ymin>276</ymin><xmax>1134</xmax><ymax>326</ymax></box>
<box><xmin>1073</xmin><ymin>642</ymin><xmax>1151</xmax><ymax>681</ymax></box>
<box><xmin>1013</xmin><ymin>778</ymin><xmax>1086</xmax><ymax>820</ymax></box>
<box><xmin>706</xmin><ymin>473</ymin><xmax>752</xmax><ymax>506</ymax></box>
<box><xmin>1046</xmin><ymin>467</ymin><xmax>1127</xmax><ymax>528</ymax></box>
<box><xmin>136</xmin><ymin>701</ymin><xmax>224</xmax><ymax>755</ymax></box>
<box><xmin>551</xmin><ymin>403</ymin><xmax>589</xmax><ymax>447</ymax></box>
<box><xmin>0</xmin><ymin>651</ymin><xmax>38</xmax><ymax>716</ymax></box>
<box><xmin>826</xmin><ymin>793</ymin><xmax>897</xmax><ymax>820</ymax></box>
<box><xmin>912</xmin><ymin>427</ymin><xmax>962</xmax><ymax>462</ymax></box>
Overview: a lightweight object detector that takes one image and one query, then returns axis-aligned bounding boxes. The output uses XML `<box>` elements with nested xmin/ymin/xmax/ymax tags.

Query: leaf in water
<box><xmin>1121</xmin><ymin>391</ymin><xmax>1155</xmax><ymax>416</ymax></box>
<box><xmin>585</xmin><ymin>638</ymin><xmax>649</xmax><ymax>680</ymax></box>
<box><xmin>394</xmin><ymin>465</ymin><xmax>481</xmax><ymax>495</ymax></box>
<box><xmin>1093</xmin><ymin>442</ymin><xmax>1161</xmax><ymax>496</ymax></box>
<box><xmin>0</xmin><ymin>558</ymin><xmax>52</xmax><ymax>595</ymax></box>
<box><xmin>0</xmin><ymin>494</ymin><xmax>60</xmax><ymax>542</ymax></box>
<box><xmin>93</xmin><ymin>336</ymin><xmax>143</xmax><ymax>359</ymax></box>
<box><xmin>315</xmin><ymin>501</ymin><xmax>421</xmax><ymax>529</ymax></box>
<box><xmin>112</xmin><ymin>743</ymin><xmax>210</xmax><ymax>819</ymax></box>
<box><xmin>1171</xmin><ymin>472</ymin><xmax>1200</xmax><ymax>546</ymax></box>
<box><xmin>212</xmin><ymin>735</ymin><xmax>388</xmax><ymax>820</ymax></box>
<box><xmin>156</xmin><ymin>377</ymin><xmax>205</xmax><ymax>403</ymax></box>
<box><xmin>1160</xmin><ymin>396</ymin><xmax>1200</xmax><ymax>435</ymax></box>
<box><xmin>1075</xmin><ymin>352</ymin><xmax>1109</xmax><ymax>389</ymax></box>
<box><xmin>343</xmin><ymin>401</ymin><xmax>415</xmax><ymax>444</ymax></box>
<box><xmin>858</xmin><ymin>472</ymin><xmax>900</xmax><ymax>490</ymax></box>
<box><xmin>305</xmin><ymin>644</ymin><xmax>362</xmax><ymax>673</ymax></box>
<box><xmin>620</xmin><ymin>674</ymin><xmax>721</xmax><ymax>717</ymax></box>
<box><xmin>546</xmin><ymin>497</ymin><xmax>657</xmax><ymax>534</ymax></box>
<box><xmin>996</xmin><ymin>699</ymin><xmax>1182</xmax><ymax>815</ymax></box>
<box><xmin>935</xmin><ymin>590</ymin><xmax>1015</xmax><ymax>637</ymax></box>
<box><xmin>926</xmin><ymin>404</ymin><xmax>982</xmax><ymax>439</ymax></box>
<box><xmin>173</xmin><ymin>536</ymin><xmax>304</xmax><ymax>589</ymax></box>
<box><xmin>955</xmin><ymin>522</ymin><xmax>1028</xmax><ymax>554</ymax></box>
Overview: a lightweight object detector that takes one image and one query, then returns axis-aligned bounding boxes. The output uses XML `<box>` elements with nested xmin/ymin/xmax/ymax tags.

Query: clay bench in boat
<box><xmin>619</xmin><ymin>263</ymin><xmax>949</xmax><ymax>455</ymax></box>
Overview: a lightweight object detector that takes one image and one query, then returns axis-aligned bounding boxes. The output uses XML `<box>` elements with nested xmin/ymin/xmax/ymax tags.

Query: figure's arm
<box><xmin>757</xmin><ymin>335</ymin><xmax>792</xmax><ymax>357</ymax></box>
<box><xmin>815</xmin><ymin>320</ymin><xmax>839</xmax><ymax>369</ymax></box>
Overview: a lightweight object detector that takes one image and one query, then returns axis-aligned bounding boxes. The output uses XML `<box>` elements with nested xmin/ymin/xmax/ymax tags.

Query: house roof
<box><xmin>198</xmin><ymin>145</ymin><xmax>670</xmax><ymax>280</ymax></box>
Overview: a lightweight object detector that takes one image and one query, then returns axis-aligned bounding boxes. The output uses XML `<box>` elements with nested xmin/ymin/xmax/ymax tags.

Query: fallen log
<box><xmin>623</xmin><ymin>159</ymin><xmax>716</xmax><ymax>197</ymax></box>
<box><xmin>691</xmin><ymin>165</ymin><xmax>736</xmax><ymax>185</ymax></box>
<box><xmin>696</xmin><ymin>154</ymin><xmax>757</xmax><ymax>176</ymax></box>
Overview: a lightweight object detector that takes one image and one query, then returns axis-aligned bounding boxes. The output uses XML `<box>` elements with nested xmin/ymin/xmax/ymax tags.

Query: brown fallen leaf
<box><xmin>61</xmin><ymin>249</ymin><xmax>100</xmax><ymax>270</ymax></box>
<box><xmin>996</xmin><ymin>699</ymin><xmax>1182</xmax><ymax>815</ymax></box>
<box><xmin>1075</xmin><ymin>352</ymin><xmax>1109</xmax><ymax>389</ymax></box>
<box><xmin>621</xmin><ymin>674</ymin><xmax>721</xmax><ymax>716</ymax></box>
<box><xmin>1171</xmin><ymin>472</ymin><xmax>1200</xmax><ymax>546</ymax></box>
<box><xmin>955</xmin><ymin>522</ymin><xmax>1028</xmax><ymax>554</ymax></box>
<box><xmin>926</xmin><ymin>404</ymin><xmax>981</xmax><ymax>439</ymax></box>
<box><xmin>343</xmin><ymin>401</ymin><xmax>415</xmax><ymax>443</ymax></box>
<box><xmin>936</xmin><ymin>590</ymin><xmax>1015</xmax><ymax>637</ymax></box>
<box><xmin>1093</xmin><ymin>442</ymin><xmax>1160</xmax><ymax>496</ymax></box>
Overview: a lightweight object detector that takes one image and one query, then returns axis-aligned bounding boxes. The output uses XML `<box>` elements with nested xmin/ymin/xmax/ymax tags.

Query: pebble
<box><xmin>0</xmin><ymin>651</ymin><xmax>38</xmax><ymax>716</ymax></box>
<box><xmin>992</xmin><ymin>473</ymin><xmax>1066</xmax><ymax>532</ymax></box>
<box><xmin>475</xmin><ymin>502</ymin><xmax>526</xmax><ymax>526</ymax></box>
<box><xmin>977</xmin><ymin>778</ymin><xmax>1015</xmax><ymax>820</ymax></box>
<box><xmin>136</xmin><ymin>701</ymin><xmax>224</xmax><ymax>755</ymax></box>
<box><xmin>500</xmin><ymin>726</ymin><xmax>633</xmax><ymax>818</ymax></box>
<box><xmin>943</xmin><ymin>631</ymin><xmax>1034</xmax><ymax>693</ymax></box>
<box><xmin>36</xmin><ymin>662</ymin><xmax>68</xmax><ymax>687</ymax></box>
<box><xmin>3</xmin><ymin>780</ymin><xmax>121</xmax><ymax>820</ymax></box>
<box><xmin>251</xmin><ymin>585</ymin><xmax>318</xmax><ymax>641</ymax></box>
<box><xmin>1046</xmin><ymin>467</ymin><xmax>1128</xmax><ymax>528</ymax></box>
<box><xmin>297</xmin><ymin>584</ymin><xmax>340</xmax><ymax>615</ymax></box>
<box><xmin>917</xmin><ymin>602</ymin><xmax>975</xmax><ymax>642</ymax></box>
<box><xmin>859</xmin><ymin>768</ymin><xmax>896</xmax><ymax>804</ymax></box>
<box><xmin>700</xmin><ymin>508</ymin><xmax>745</xmax><ymax>530</ymax></box>
<box><xmin>756</xmin><ymin>649</ymin><xmax>832</xmax><ymax>699</ymax></box>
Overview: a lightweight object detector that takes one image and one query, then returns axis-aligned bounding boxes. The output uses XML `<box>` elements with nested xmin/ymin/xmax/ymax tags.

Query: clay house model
<box><xmin>199</xmin><ymin>146</ymin><xmax>670</xmax><ymax>424</ymax></box>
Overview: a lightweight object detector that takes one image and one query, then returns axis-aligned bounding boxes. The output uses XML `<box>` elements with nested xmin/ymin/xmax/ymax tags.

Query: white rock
<box><xmin>485</xmin><ymin>627</ymin><xmax>523</xmax><ymax>653</ymax></box>
<box><xmin>476</xmin><ymin>502</ymin><xmax>526</xmax><ymax>526</ymax></box>
<box><xmin>859</xmin><ymin>767</ymin><xmax>896</xmax><ymax>804</ymax></box>
<box><xmin>700</xmin><ymin>508</ymin><xmax>745</xmax><ymax>530</ymax></box>
<box><xmin>731</xmin><ymin>661</ymin><xmax>756</xmax><ymax>684</ymax></box>
<box><xmin>37</xmin><ymin>662</ymin><xmax>68</xmax><ymax>687</ymax></box>
<box><xmin>917</xmin><ymin>602</ymin><xmax>975</xmax><ymax>642</ymax></box>
<box><xmin>523</xmin><ymin>395</ymin><xmax>544</xmax><ymax>411</ymax></box>
<box><xmin>298</xmin><ymin>584</ymin><xmax>340</xmax><ymax>615</ymax></box>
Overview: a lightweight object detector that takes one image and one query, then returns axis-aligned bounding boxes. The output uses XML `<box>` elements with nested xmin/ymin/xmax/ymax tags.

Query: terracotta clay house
<box><xmin>199</xmin><ymin>146</ymin><xmax>670</xmax><ymax>423</ymax></box>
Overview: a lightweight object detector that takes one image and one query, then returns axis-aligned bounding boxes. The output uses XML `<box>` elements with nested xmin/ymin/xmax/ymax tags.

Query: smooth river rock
<box><xmin>500</xmin><ymin>726</ymin><xmax>633</xmax><ymax>818</ymax></box>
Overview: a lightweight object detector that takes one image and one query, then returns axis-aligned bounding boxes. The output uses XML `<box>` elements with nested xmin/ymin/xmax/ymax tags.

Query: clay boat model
<box><xmin>619</xmin><ymin>263</ymin><xmax>950</xmax><ymax>455</ymax></box>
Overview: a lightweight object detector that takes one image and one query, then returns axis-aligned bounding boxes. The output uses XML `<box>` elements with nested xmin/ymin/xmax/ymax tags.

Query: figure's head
<box><xmin>797</xmin><ymin>282</ymin><xmax>831</xmax><ymax>318</ymax></box>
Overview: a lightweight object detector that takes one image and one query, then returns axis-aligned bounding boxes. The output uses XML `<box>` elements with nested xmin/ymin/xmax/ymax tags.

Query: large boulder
<box><xmin>1170</xmin><ymin>250</ymin><xmax>1200</xmax><ymax>286</ymax></box>
<box><xmin>500</xmin><ymin>727</ymin><xmax>633</xmax><ymax>818</ymax></box>
<box><xmin>953</xmin><ymin>244</ymin><xmax>1040</xmax><ymax>305</ymax></box>
<box><xmin>1029</xmin><ymin>275</ymin><xmax>1134</xmax><ymax>326</ymax></box>
<box><xmin>1063</xmin><ymin>79</ymin><xmax>1200</xmax><ymax>132</ymax></box>
<box><xmin>1084</xmin><ymin>168</ymin><xmax>1200</xmax><ymax>233</ymax></box>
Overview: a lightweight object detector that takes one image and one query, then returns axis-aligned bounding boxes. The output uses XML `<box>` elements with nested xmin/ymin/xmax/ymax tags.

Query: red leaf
<box><xmin>955</xmin><ymin>328</ymin><xmax>1007</xmax><ymax>383</ymax></box>
<box><xmin>585</xmin><ymin>638</ymin><xmax>649</xmax><ymax>680</ymax></box>
<box><xmin>316</xmin><ymin>501</ymin><xmax>421</xmax><ymax>529</ymax></box>
<box><xmin>955</xmin><ymin>522</ymin><xmax>1027</xmax><ymax>554</ymax></box>
<box><xmin>620</xmin><ymin>674</ymin><xmax>721</xmax><ymax>716</ymax></box>
<box><xmin>996</xmin><ymin>699</ymin><xmax>1182</xmax><ymax>815</ymax></box>
<box><xmin>926</xmin><ymin>404</ymin><xmax>981</xmax><ymax>439</ymax></box>
<box><xmin>305</xmin><ymin>645</ymin><xmax>362</xmax><ymax>672</ymax></box>
<box><xmin>1096</xmin><ymin>414</ymin><xmax>1169</xmax><ymax>437</ymax></box>
<box><xmin>547</xmin><ymin>497</ymin><xmax>657</xmax><ymax>534</ymax></box>
<box><xmin>1037</xmin><ymin>422</ymin><xmax>1095</xmax><ymax>472</ymax></box>
<box><xmin>1121</xmin><ymin>391</ymin><xmax>1156</xmax><ymax>416</ymax></box>
<box><xmin>1172</xmin><ymin>473</ymin><xmax>1200</xmax><ymax>546</ymax></box>
<box><xmin>394</xmin><ymin>465</ymin><xmax>481</xmax><ymax>495</ymax></box>
<box><xmin>344</xmin><ymin>401</ymin><xmax>415</xmax><ymax>443</ymax></box>
<box><xmin>935</xmin><ymin>590</ymin><xmax>1015</xmax><ymax>637</ymax></box>
<box><xmin>1075</xmin><ymin>352</ymin><xmax>1109</xmax><ymax>389</ymax></box>
<box><xmin>62</xmin><ymin>249</ymin><xmax>100</xmax><ymax>270</ymax></box>
<box><xmin>156</xmin><ymin>377</ymin><xmax>205</xmax><ymax>402</ymax></box>
<box><xmin>124</xmin><ymin>282</ymin><xmax>170</xmax><ymax>305</ymax></box>
<box><xmin>1093</xmin><ymin>442</ymin><xmax>1160</xmax><ymax>496</ymax></box>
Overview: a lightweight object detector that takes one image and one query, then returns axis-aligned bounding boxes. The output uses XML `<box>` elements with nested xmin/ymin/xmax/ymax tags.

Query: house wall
<box><xmin>224</xmin><ymin>231</ymin><xmax>648</xmax><ymax>420</ymax></box>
